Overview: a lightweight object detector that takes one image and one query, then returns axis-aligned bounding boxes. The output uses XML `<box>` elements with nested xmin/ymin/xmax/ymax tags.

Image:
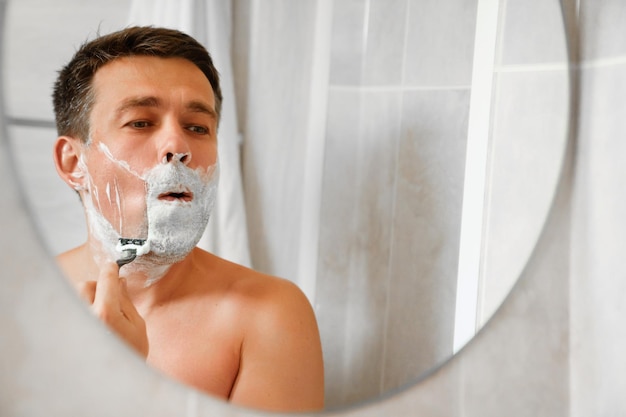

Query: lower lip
<box><xmin>158</xmin><ymin>195</ymin><xmax>193</xmax><ymax>202</ymax></box>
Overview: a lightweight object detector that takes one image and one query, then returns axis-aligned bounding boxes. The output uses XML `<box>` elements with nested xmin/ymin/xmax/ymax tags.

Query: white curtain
<box><xmin>128</xmin><ymin>0</ymin><xmax>251</xmax><ymax>267</ymax></box>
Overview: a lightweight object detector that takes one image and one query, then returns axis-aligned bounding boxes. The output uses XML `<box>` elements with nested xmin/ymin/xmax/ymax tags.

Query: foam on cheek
<box><xmin>80</xmin><ymin>177</ymin><xmax>121</xmax><ymax>263</ymax></box>
<box><xmin>144</xmin><ymin>163</ymin><xmax>210</xmax><ymax>247</ymax></box>
<box><xmin>139</xmin><ymin>161</ymin><xmax>219</xmax><ymax>286</ymax></box>
<box><xmin>69</xmin><ymin>172</ymin><xmax>86</xmax><ymax>191</ymax></box>
<box><xmin>106</xmin><ymin>178</ymin><xmax>123</xmax><ymax>233</ymax></box>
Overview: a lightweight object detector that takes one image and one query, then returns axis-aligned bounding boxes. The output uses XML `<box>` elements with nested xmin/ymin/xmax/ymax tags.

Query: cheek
<box><xmin>101</xmin><ymin>141</ymin><xmax>155</xmax><ymax>177</ymax></box>
<box><xmin>84</xmin><ymin>156</ymin><xmax>148</xmax><ymax>234</ymax></box>
<box><xmin>191</xmin><ymin>142</ymin><xmax>218</xmax><ymax>169</ymax></box>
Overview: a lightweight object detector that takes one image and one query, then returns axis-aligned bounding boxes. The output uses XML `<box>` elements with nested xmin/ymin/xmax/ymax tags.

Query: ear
<box><xmin>53</xmin><ymin>136</ymin><xmax>87</xmax><ymax>191</ymax></box>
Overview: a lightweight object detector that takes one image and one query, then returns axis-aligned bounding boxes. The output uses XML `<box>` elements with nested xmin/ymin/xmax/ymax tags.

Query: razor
<box><xmin>116</xmin><ymin>238</ymin><xmax>149</xmax><ymax>269</ymax></box>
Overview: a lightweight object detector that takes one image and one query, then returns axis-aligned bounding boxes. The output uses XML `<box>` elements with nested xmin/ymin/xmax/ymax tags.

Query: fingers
<box><xmin>88</xmin><ymin>263</ymin><xmax>149</xmax><ymax>358</ymax></box>
<box><xmin>92</xmin><ymin>262</ymin><xmax>121</xmax><ymax>315</ymax></box>
<box><xmin>118</xmin><ymin>278</ymin><xmax>141</xmax><ymax>322</ymax></box>
<box><xmin>118</xmin><ymin>278</ymin><xmax>149</xmax><ymax>357</ymax></box>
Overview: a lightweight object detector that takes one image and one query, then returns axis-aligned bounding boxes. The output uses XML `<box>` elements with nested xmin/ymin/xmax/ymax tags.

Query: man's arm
<box><xmin>229</xmin><ymin>278</ymin><xmax>324</xmax><ymax>412</ymax></box>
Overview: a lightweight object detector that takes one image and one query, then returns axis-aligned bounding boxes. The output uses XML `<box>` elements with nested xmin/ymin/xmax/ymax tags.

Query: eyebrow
<box><xmin>186</xmin><ymin>100</ymin><xmax>218</xmax><ymax>120</ymax></box>
<box><xmin>115</xmin><ymin>96</ymin><xmax>160</xmax><ymax>116</ymax></box>
<box><xmin>115</xmin><ymin>96</ymin><xmax>217</xmax><ymax>120</ymax></box>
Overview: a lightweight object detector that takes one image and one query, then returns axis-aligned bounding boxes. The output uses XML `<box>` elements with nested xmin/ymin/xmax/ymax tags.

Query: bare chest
<box><xmin>143</xmin><ymin>306</ymin><xmax>243</xmax><ymax>399</ymax></box>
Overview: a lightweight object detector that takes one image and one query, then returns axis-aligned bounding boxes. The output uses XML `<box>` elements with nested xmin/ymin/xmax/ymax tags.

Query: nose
<box><xmin>165</xmin><ymin>152</ymin><xmax>190</xmax><ymax>164</ymax></box>
<box><xmin>157</xmin><ymin>121</ymin><xmax>192</xmax><ymax>165</ymax></box>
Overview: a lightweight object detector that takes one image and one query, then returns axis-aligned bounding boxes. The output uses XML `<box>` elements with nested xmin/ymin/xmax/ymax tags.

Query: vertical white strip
<box><xmin>453</xmin><ymin>0</ymin><xmax>500</xmax><ymax>353</ymax></box>
<box><xmin>296</xmin><ymin>0</ymin><xmax>334</xmax><ymax>306</ymax></box>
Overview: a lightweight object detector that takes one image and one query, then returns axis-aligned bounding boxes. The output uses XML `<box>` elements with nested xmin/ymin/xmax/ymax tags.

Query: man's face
<box><xmin>78</xmin><ymin>55</ymin><xmax>219</xmax><ymax>260</ymax></box>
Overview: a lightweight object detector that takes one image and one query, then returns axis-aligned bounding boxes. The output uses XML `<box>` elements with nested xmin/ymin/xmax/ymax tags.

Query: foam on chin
<box><xmin>135</xmin><ymin>162</ymin><xmax>219</xmax><ymax>286</ymax></box>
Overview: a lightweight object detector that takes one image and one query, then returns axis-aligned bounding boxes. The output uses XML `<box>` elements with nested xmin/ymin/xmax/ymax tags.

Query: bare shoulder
<box><xmin>202</xmin><ymin>249</ymin><xmax>316</xmax><ymax>324</ymax></box>
<box><xmin>197</xmin><ymin>250</ymin><xmax>324</xmax><ymax>411</ymax></box>
<box><xmin>238</xmin><ymin>271</ymin><xmax>318</xmax><ymax>336</ymax></box>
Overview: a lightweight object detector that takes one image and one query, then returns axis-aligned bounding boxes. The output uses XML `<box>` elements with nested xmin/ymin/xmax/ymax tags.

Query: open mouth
<box><xmin>158</xmin><ymin>190</ymin><xmax>193</xmax><ymax>202</ymax></box>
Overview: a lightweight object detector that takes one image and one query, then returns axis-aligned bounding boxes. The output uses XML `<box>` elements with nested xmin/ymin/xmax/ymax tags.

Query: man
<box><xmin>51</xmin><ymin>26</ymin><xmax>324</xmax><ymax>412</ymax></box>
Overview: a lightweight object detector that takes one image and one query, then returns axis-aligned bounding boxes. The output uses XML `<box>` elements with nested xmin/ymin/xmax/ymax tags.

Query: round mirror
<box><xmin>1</xmin><ymin>0</ymin><xmax>570</xmax><ymax>411</ymax></box>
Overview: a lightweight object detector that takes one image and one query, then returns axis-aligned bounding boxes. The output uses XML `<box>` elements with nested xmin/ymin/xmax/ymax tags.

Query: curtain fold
<box><xmin>128</xmin><ymin>0</ymin><xmax>251</xmax><ymax>267</ymax></box>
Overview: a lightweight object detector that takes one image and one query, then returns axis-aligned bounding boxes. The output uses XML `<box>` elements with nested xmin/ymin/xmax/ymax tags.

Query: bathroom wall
<box><xmin>478</xmin><ymin>0</ymin><xmax>569</xmax><ymax>323</ymax></box>
<box><xmin>234</xmin><ymin>0</ymin><xmax>479</xmax><ymax>406</ymax></box>
<box><xmin>235</xmin><ymin>0</ymin><xmax>569</xmax><ymax>408</ymax></box>
<box><xmin>315</xmin><ymin>0</ymin><xmax>475</xmax><ymax>406</ymax></box>
<box><xmin>570</xmin><ymin>0</ymin><xmax>626</xmax><ymax>414</ymax></box>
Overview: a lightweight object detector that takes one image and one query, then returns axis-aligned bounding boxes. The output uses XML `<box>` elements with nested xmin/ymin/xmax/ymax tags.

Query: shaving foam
<box><xmin>70</xmin><ymin>168</ymin><xmax>86</xmax><ymax>191</ymax></box>
<box><xmin>138</xmin><ymin>161</ymin><xmax>219</xmax><ymax>286</ymax></box>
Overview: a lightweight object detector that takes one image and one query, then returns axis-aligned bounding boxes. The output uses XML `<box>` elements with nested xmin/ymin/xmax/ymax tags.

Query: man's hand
<box><xmin>77</xmin><ymin>263</ymin><xmax>149</xmax><ymax>358</ymax></box>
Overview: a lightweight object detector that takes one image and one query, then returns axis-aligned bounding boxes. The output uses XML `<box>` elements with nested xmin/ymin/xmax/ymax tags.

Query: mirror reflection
<box><xmin>1</xmin><ymin>0</ymin><xmax>569</xmax><ymax>411</ymax></box>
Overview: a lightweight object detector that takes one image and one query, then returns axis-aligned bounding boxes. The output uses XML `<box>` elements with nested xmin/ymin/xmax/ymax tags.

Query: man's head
<box><xmin>52</xmin><ymin>26</ymin><xmax>221</xmax><ymax>280</ymax></box>
<box><xmin>53</xmin><ymin>26</ymin><xmax>222</xmax><ymax>142</ymax></box>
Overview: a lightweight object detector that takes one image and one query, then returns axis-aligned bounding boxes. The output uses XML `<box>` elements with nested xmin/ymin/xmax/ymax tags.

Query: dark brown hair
<box><xmin>52</xmin><ymin>26</ymin><xmax>222</xmax><ymax>142</ymax></box>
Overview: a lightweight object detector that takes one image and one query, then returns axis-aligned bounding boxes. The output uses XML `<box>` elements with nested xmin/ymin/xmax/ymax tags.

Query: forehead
<box><xmin>91</xmin><ymin>55</ymin><xmax>215</xmax><ymax>109</ymax></box>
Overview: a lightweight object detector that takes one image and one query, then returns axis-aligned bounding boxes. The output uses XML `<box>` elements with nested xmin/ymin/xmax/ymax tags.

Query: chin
<box><xmin>144</xmin><ymin>240</ymin><xmax>197</xmax><ymax>265</ymax></box>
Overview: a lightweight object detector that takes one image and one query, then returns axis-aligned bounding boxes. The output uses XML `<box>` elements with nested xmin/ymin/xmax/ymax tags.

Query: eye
<box><xmin>128</xmin><ymin>120</ymin><xmax>151</xmax><ymax>129</ymax></box>
<box><xmin>187</xmin><ymin>125</ymin><xmax>210</xmax><ymax>135</ymax></box>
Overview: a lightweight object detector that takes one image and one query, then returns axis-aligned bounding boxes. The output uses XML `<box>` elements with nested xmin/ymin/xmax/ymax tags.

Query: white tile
<box><xmin>480</xmin><ymin>69</ymin><xmax>569</xmax><ymax>322</ymax></box>
<box><xmin>383</xmin><ymin>89</ymin><xmax>470</xmax><ymax>392</ymax></box>
<box><xmin>403</xmin><ymin>0</ymin><xmax>478</xmax><ymax>87</ymax></box>
<box><xmin>329</xmin><ymin>0</ymin><xmax>368</xmax><ymax>85</ymax></box>
<box><xmin>579</xmin><ymin>0</ymin><xmax>626</xmax><ymax>62</ymax></box>
<box><xmin>498</xmin><ymin>0</ymin><xmax>569</xmax><ymax>66</ymax></box>
<box><xmin>3</xmin><ymin>0</ymin><xmax>128</xmax><ymax>119</ymax></box>
<box><xmin>362</xmin><ymin>0</ymin><xmax>409</xmax><ymax>86</ymax></box>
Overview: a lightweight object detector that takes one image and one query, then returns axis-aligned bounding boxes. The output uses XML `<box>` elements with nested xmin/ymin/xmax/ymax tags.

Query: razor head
<box><xmin>119</xmin><ymin>238</ymin><xmax>147</xmax><ymax>246</ymax></box>
<box><xmin>116</xmin><ymin>238</ymin><xmax>148</xmax><ymax>269</ymax></box>
<box><xmin>116</xmin><ymin>248</ymin><xmax>137</xmax><ymax>269</ymax></box>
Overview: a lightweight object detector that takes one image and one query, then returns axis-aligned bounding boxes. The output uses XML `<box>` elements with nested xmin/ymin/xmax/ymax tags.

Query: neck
<box><xmin>123</xmin><ymin>256</ymin><xmax>192</xmax><ymax>311</ymax></box>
